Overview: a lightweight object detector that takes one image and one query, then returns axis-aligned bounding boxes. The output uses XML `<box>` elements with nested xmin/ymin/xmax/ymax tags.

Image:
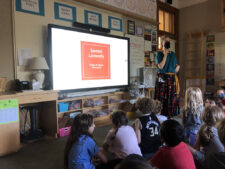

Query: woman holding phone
<box><xmin>154</xmin><ymin>36</ymin><xmax>180</xmax><ymax>117</ymax></box>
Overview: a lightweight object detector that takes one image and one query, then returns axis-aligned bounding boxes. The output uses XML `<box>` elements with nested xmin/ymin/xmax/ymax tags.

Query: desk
<box><xmin>0</xmin><ymin>90</ymin><xmax>58</xmax><ymax>156</ymax></box>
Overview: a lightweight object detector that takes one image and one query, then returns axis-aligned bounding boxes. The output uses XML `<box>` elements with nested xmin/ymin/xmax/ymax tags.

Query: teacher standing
<box><xmin>154</xmin><ymin>36</ymin><xmax>180</xmax><ymax>117</ymax></box>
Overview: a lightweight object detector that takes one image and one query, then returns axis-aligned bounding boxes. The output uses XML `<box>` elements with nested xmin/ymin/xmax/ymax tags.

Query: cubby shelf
<box><xmin>57</xmin><ymin>109</ymin><xmax>82</xmax><ymax>115</ymax></box>
<box><xmin>57</xmin><ymin>92</ymin><xmax>129</xmax><ymax>128</ymax></box>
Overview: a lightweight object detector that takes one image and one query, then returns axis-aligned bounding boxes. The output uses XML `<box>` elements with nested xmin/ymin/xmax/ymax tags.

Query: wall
<box><xmin>0</xmin><ymin>1</ymin><xmax>14</xmax><ymax>90</ymax></box>
<box><xmin>14</xmin><ymin>0</ymin><xmax>125</xmax><ymax>81</ymax></box>
<box><xmin>179</xmin><ymin>0</ymin><xmax>222</xmax><ymax>95</ymax></box>
<box><xmin>14</xmin><ymin>0</ymin><xmax>157</xmax><ymax>84</ymax></box>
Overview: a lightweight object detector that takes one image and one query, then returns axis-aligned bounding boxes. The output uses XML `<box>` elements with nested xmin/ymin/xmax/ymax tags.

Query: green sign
<box><xmin>0</xmin><ymin>99</ymin><xmax>19</xmax><ymax>125</ymax></box>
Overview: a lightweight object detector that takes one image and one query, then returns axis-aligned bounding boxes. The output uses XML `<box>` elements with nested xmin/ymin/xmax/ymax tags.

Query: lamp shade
<box><xmin>29</xmin><ymin>57</ymin><xmax>49</xmax><ymax>70</ymax></box>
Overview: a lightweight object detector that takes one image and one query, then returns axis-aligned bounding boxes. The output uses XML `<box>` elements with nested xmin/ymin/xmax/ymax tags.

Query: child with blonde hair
<box><xmin>182</xmin><ymin>87</ymin><xmax>204</xmax><ymax>145</ymax></box>
<box><xmin>187</xmin><ymin>106</ymin><xmax>225</xmax><ymax>169</ymax></box>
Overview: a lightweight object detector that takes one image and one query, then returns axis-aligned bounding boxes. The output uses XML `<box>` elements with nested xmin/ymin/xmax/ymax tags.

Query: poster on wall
<box><xmin>84</xmin><ymin>10</ymin><xmax>102</xmax><ymax>27</ymax></box>
<box><xmin>16</xmin><ymin>0</ymin><xmax>45</xmax><ymax>16</ymax></box>
<box><xmin>54</xmin><ymin>2</ymin><xmax>76</xmax><ymax>22</ymax></box>
<box><xmin>127</xmin><ymin>20</ymin><xmax>135</xmax><ymax>35</ymax></box>
<box><xmin>136</xmin><ymin>26</ymin><xmax>143</xmax><ymax>36</ymax></box>
<box><xmin>108</xmin><ymin>16</ymin><xmax>122</xmax><ymax>32</ymax></box>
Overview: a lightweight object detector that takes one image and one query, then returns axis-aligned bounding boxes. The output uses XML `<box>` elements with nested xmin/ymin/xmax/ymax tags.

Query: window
<box><xmin>157</xmin><ymin>1</ymin><xmax>178</xmax><ymax>57</ymax></box>
<box><xmin>158</xmin><ymin>9</ymin><xmax>174</xmax><ymax>34</ymax></box>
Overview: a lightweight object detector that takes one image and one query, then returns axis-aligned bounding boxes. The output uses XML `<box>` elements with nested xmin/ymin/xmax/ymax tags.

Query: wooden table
<box><xmin>0</xmin><ymin>90</ymin><xmax>58</xmax><ymax>156</ymax></box>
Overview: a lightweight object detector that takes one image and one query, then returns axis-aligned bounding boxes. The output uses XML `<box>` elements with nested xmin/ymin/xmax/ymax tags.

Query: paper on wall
<box><xmin>144</xmin><ymin>40</ymin><xmax>152</xmax><ymax>51</ymax></box>
<box><xmin>125</xmin><ymin>34</ymin><xmax>144</xmax><ymax>76</ymax></box>
<box><xmin>17</xmin><ymin>48</ymin><xmax>32</xmax><ymax>66</ymax></box>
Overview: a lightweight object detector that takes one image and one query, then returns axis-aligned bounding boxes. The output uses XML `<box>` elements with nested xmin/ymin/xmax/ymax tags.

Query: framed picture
<box><xmin>206</xmin><ymin>57</ymin><xmax>215</xmax><ymax>64</ymax></box>
<box><xmin>206</xmin><ymin>78</ymin><xmax>215</xmax><ymax>85</ymax></box>
<box><xmin>207</xmin><ymin>35</ymin><xmax>215</xmax><ymax>42</ymax></box>
<box><xmin>151</xmin><ymin>30</ymin><xmax>157</xmax><ymax>42</ymax></box>
<box><xmin>84</xmin><ymin>10</ymin><xmax>102</xmax><ymax>27</ymax></box>
<box><xmin>127</xmin><ymin>20</ymin><xmax>135</xmax><ymax>35</ymax></box>
<box><xmin>207</xmin><ymin>50</ymin><xmax>215</xmax><ymax>56</ymax></box>
<box><xmin>54</xmin><ymin>2</ymin><xmax>76</xmax><ymax>22</ymax></box>
<box><xmin>206</xmin><ymin>70</ymin><xmax>214</xmax><ymax>77</ymax></box>
<box><xmin>152</xmin><ymin>44</ymin><xmax>157</xmax><ymax>52</ymax></box>
<box><xmin>108</xmin><ymin>16</ymin><xmax>122</xmax><ymax>32</ymax></box>
<box><xmin>206</xmin><ymin>42</ymin><xmax>215</xmax><ymax>50</ymax></box>
<box><xmin>16</xmin><ymin>0</ymin><xmax>44</xmax><ymax>16</ymax></box>
<box><xmin>136</xmin><ymin>26</ymin><xmax>143</xmax><ymax>36</ymax></box>
<box><xmin>144</xmin><ymin>29</ymin><xmax>151</xmax><ymax>41</ymax></box>
<box><xmin>206</xmin><ymin>64</ymin><xmax>215</xmax><ymax>71</ymax></box>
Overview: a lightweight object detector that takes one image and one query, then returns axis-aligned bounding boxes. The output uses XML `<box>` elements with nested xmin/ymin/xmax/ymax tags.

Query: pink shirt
<box><xmin>105</xmin><ymin>125</ymin><xmax>142</xmax><ymax>159</ymax></box>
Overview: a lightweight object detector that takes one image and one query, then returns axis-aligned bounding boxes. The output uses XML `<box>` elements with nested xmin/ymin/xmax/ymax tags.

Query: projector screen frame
<box><xmin>48</xmin><ymin>24</ymin><xmax>130</xmax><ymax>92</ymax></box>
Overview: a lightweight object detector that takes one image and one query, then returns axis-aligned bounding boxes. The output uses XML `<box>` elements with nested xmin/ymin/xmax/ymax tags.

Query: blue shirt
<box><xmin>155</xmin><ymin>51</ymin><xmax>177</xmax><ymax>73</ymax></box>
<box><xmin>68</xmin><ymin>135</ymin><xmax>99</xmax><ymax>169</ymax></box>
<box><xmin>184</xmin><ymin>106</ymin><xmax>204</xmax><ymax>130</ymax></box>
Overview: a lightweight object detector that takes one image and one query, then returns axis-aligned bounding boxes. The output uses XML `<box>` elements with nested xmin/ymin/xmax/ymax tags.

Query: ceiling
<box><xmin>179</xmin><ymin>0</ymin><xmax>208</xmax><ymax>8</ymax></box>
<box><xmin>172</xmin><ymin>0</ymin><xmax>208</xmax><ymax>9</ymax></box>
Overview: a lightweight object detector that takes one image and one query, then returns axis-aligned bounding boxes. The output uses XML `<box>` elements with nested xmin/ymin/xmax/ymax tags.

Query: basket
<box><xmin>0</xmin><ymin>77</ymin><xmax>7</xmax><ymax>92</ymax></box>
<box><xmin>58</xmin><ymin>126</ymin><xmax>71</xmax><ymax>137</ymax></box>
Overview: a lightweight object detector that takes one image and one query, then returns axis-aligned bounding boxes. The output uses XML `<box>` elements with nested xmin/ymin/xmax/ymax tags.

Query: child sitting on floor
<box><xmin>205</xmin><ymin>118</ymin><xmax>225</xmax><ymax>169</ymax></box>
<box><xmin>64</xmin><ymin>113</ymin><xmax>107</xmax><ymax>169</ymax></box>
<box><xmin>216</xmin><ymin>89</ymin><xmax>225</xmax><ymax>106</ymax></box>
<box><xmin>116</xmin><ymin>154</ymin><xmax>153</xmax><ymax>169</ymax></box>
<box><xmin>150</xmin><ymin>119</ymin><xmax>196</xmax><ymax>169</ymax></box>
<box><xmin>133</xmin><ymin>97</ymin><xmax>161</xmax><ymax>160</ymax></box>
<box><xmin>99</xmin><ymin>111</ymin><xmax>142</xmax><ymax>169</ymax></box>
<box><xmin>187</xmin><ymin>106</ymin><xmax>225</xmax><ymax>169</ymax></box>
<box><xmin>154</xmin><ymin>100</ymin><xmax>167</xmax><ymax>124</ymax></box>
<box><xmin>204</xmin><ymin>98</ymin><xmax>215</xmax><ymax>107</ymax></box>
<box><xmin>182</xmin><ymin>87</ymin><xmax>204</xmax><ymax>145</ymax></box>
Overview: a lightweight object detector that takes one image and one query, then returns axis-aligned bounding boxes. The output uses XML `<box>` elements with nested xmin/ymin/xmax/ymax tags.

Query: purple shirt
<box><xmin>105</xmin><ymin>125</ymin><xmax>142</xmax><ymax>159</ymax></box>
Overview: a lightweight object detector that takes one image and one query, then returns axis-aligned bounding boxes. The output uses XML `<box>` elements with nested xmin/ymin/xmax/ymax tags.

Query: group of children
<box><xmin>64</xmin><ymin>87</ymin><xmax>225</xmax><ymax>169</ymax></box>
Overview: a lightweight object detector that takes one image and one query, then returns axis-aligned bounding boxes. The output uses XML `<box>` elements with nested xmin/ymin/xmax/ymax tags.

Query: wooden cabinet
<box><xmin>0</xmin><ymin>90</ymin><xmax>58</xmax><ymax>156</ymax></box>
<box><xmin>0</xmin><ymin>90</ymin><xmax>129</xmax><ymax>156</ymax></box>
<box><xmin>57</xmin><ymin>92</ymin><xmax>129</xmax><ymax>128</ymax></box>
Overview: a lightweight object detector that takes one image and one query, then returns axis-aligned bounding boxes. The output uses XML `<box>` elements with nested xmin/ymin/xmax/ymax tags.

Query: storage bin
<box><xmin>69</xmin><ymin>101</ymin><xmax>81</xmax><ymax>110</ymax></box>
<box><xmin>69</xmin><ymin>112</ymin><xmax>81</xmax><ymax>118</ymax></box>
<box><xmin>58</xmin><ymin>102</ymin><xmax>69</xmax><ymax>112</ymax></box>
<box><xmin>58</xmin><ymin>126</ymin><xmax>71</xmax><ymax>137</ymax></box>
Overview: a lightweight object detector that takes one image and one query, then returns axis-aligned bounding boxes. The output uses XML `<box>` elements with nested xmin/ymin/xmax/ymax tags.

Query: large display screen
<box><xmin>48</xmin><ymin>24</ymin><xmax>129</xmax><ymax>91</ymax></box>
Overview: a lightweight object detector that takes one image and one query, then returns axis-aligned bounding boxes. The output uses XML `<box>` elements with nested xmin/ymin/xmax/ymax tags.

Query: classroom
<box><xmin>1</xmin><ymin>0</ymin><xmax>225</xmax><ymax>169</ymax></box>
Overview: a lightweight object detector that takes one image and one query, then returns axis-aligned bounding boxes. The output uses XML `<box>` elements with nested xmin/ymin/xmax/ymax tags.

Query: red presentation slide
<box><xmin>81</xmin><ymin>41</ymin><xmax>111</xmax><ymax>80</ymax></box>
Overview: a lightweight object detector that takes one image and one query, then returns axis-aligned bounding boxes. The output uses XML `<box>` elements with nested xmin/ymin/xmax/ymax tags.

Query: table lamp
<box><xmin>29</xmin><ymin>57</ymin><xmax>49</xmax><ymax>89</ymax></box>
